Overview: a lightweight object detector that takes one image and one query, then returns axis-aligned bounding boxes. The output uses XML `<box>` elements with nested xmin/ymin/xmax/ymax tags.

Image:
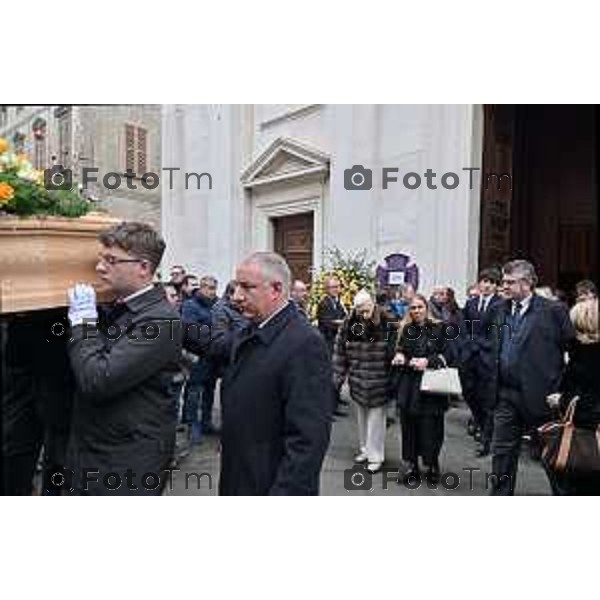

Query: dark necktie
<box><xmin>513</xmin><ymin>301</ymin><xmax>523</xmax><ymax>318</ymax></box>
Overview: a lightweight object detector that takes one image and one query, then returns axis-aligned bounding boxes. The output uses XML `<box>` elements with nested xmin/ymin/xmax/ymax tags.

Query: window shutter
<box><xmin>125</xmin><ymin>124</ymin><xmax>136</xmax><ymax>172</ymax></box>
<box><xmin>137</xmin><ymin>127</ymin><xmax>147</xmax><ymax>174</ymax></box>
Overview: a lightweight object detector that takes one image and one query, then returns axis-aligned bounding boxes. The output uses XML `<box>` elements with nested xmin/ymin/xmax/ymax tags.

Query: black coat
<box><xmin>393</xmin><ymin>319</ymin><xmax>449</xmax><ymax>415</ymax></box>
<box><xmin>66</xmin><ymin>287</ymin><xmax>183</xmax><ymax>495</ymax></box>
<box><xmin>332</xmin><ymin>306</ymin><xmax>397</xmax><ymax>408</ymax></box>
<box><xmin>317</xmin><ymin>295</ymin><xmax>347</xmax><ymax>352</ymax></box>
<box><xmin>489</xmin><ymin>295</ymin><xmax>575</xmax><ymax>425</ymax></box>
<box><xmin>219</xmin><ymin>302</ymin><xmax>333</xmax><ymax>496</ymax></box>
<box><xmin>558</xmin><ymin>341</ymin><xmax>600</xmax><ymax>427</ymax></box>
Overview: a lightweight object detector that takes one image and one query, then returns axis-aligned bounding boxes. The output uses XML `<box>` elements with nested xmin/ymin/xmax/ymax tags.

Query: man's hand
<box><xmin>68</xmin><ymin>283</ymin><xmax>98</xmax><ymax>327</ymax></box>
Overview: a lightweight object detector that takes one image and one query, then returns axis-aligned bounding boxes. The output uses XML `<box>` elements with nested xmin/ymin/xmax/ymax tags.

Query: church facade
<box><xmin>161</xmin><ymin>104</ymin><xmax>596</xmax><ymax>299</ymax></box>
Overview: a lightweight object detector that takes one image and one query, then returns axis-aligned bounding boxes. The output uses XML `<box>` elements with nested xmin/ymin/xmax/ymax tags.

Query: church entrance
<box><xmin>479</xmin><ymin>104</ymin><xmax>597</xmax><ymax>296</ymax></box>
<box><xmin>272</xmin><ymin>212</ymin><xmax>314</xmax><ymax>283</ymax></box>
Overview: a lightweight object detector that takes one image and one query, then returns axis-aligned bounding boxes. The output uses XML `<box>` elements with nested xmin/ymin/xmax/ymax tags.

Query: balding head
<box><xmin>291</xmin><ymin>280</ymin><xmax>308</xmax><ymax>305</ymax></box>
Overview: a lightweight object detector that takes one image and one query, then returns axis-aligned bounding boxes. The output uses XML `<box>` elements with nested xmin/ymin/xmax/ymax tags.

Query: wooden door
<box><xmin>478</xmin><ymin>104</ymin><xmax>516</xmax><ymax>271</ymax></box>
<box><xmin>272</xmin><ymin>212</ymin><xmax>314</xmax><ymax>283</ymax></box>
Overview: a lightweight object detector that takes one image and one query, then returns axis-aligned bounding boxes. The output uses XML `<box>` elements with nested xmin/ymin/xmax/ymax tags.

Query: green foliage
<box><xmin>308</xmin><ymin>246</ymin><xmax>377</xmax><ymax>319</ymax></box>
<box><xmin>0</xmin><ymin>146</ymin><xmax>92</xmax><ymax>218</ymax></box>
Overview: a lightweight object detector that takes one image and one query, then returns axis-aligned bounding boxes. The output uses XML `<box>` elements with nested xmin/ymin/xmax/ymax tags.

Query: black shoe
<box><xmin>425</xmin><ymin>466</ymin><xmax>441</xmax><ymax>485</ymax></box>
<box><xmin>475</xmin><ymin>443</ymin><xmax>490</xmax><ymax>458</ymax></box>
<box><xmin>398</xmin><ymin>464</ymin><xmax>421</xmax><ymax>486</ymax></box>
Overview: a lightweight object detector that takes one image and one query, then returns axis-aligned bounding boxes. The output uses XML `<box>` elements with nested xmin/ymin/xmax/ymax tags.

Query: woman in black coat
<box><xmin>544</xmin><ymin>298</ymin><xmax>600</xmax><ymax>495</ymax></box>
<box><xmin>392</xmin><ymin>294</ymin><xmax>449</xmax><ymax>484</ymax></box>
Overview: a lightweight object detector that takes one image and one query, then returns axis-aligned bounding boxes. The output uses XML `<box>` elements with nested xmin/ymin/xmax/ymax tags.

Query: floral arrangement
<box><xmin>308</xmin><ymin>246</ymin><xmax>377</xmax><ymax>318</ymax></box>
<box><xmin>0</xmin><ymin>137</ymin><xmax>91</xmax><ymax>218</ymax></box>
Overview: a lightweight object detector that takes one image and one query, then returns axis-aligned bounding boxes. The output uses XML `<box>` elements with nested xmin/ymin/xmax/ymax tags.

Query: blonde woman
<box><xmin>545</xmin><ymin>298</ymin><xmax>600</xmax><ymax>495</ymax></box>
<box><xmin>332</xmin><ymin>290</ymin><xmax>397</xmax><ymax>473</ymax></box>
<box><xmin>391</xmin><ymin>294</ymin><xmax>449</xmax><ymax>484</ymax></box>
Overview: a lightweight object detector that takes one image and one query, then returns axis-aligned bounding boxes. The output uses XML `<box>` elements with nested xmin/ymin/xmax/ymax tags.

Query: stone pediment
<box><xmin>241</xmin><ymin>137</ymin><xmax>329</xmax><ymax>188</ymax></box>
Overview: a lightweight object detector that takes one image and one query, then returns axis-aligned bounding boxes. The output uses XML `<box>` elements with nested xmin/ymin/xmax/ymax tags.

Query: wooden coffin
<box><xmin>0</xmin><ymin>214</ymin><xmax>120</xmax><ymax>314</ymax></box>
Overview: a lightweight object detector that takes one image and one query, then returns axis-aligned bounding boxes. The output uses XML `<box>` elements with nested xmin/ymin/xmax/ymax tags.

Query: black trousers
<box><xmin>460</xmin><ymin>359</ymin><xmax>496</xmax><ymax>446</ymax></box>
<box><xmin>399</xmin><ymin>409</ymin><xmax>445</xmax><ymax>467</ymax></box>
<box><xmin>1</xmin><ymin>311</ymin><xmax>73</xmax><ymax>496</ymax></box>
<box><xmin>490</xmin><ymin>393</ymin><xmax>530</xmax><ymax>495</ymax></box>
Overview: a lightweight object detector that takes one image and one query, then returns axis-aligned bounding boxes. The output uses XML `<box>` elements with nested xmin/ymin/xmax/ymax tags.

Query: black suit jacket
<box><xmin>219</xmin><ymin>302</ymin><xmax>333</xmax><ymax>495</ymax></box>
<box><xmin>66</xmin><ymin>286</ymin><xmax>183</xmax><ymax>495</ymax></box>
<box><xmin>489</xmin><ymin>295</ymin><xmax>575</xmax><ymax>425</ymax></box>
<box><xmin>462</xmin><ymin>294</ymin><xmax>503</xmax><ymax>371</ymax></box>
<box><xmin>317</xmin><ymin>296</ymin><xmax>347</xmax><ymax>350</ymax></box>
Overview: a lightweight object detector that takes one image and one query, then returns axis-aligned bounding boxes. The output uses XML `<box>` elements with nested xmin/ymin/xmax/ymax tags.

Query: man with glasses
<box><xmin>488</xmin><ymin>260</ymin><xmax>574</xmax><ymax>495</ymax></box>
<box><xmin>64</xmin><ymin>221</ymin><xmax>182</xmax><ymax>495</ymax></box>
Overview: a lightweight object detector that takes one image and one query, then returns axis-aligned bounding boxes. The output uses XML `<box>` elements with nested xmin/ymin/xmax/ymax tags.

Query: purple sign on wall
<box><xmin>375</xmin><ymin>253</ymin><xmax>419</xmax><ymax>291</ymax></box>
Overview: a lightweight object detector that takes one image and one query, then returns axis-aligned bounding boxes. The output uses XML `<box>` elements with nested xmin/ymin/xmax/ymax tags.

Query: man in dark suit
<box><xmin>65</xmin><ymin>222</ymin><xmax>182</xmax><ymax>495</ymax></box>
<box><xmin>219</xmin><ymin>252</ymin><xmax>333</xmax><ymax>495</ymax></box>
<box><xmin>317</xmin><ymin>276</ymin><xmax>348</xmax><ymax>416</ymax></box>
<box><xmin>1</xmin><ymin>308</ymin><xmax>74</xmax><ymax>495</ymax></box>
<box><xmin>488</xmin><ymin>260</ymin><xmax>575</xmax><ymax>495</ymax></box>
<box><xmin>461</xmin><ymin>267</ymin><xmax>503</xmax><ymax>456</ymax></box>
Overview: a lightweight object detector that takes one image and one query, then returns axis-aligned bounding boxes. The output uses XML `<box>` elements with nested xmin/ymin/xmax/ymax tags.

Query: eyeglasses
<box><xmin>98</xmin><ymin>253</ymin><xmax>144</xmax><ymax>266</ymax></box>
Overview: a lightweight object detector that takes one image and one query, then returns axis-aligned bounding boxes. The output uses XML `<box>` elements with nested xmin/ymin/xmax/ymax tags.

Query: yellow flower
<box><xmin>0</xmin><ymin>182</ymin><xmax>15</xmax><ymax>203</ymax></box>
<box><xmin>0</xmin><ymin>138</ymin><xmax>9</xmax><ymax>154</ymax></box>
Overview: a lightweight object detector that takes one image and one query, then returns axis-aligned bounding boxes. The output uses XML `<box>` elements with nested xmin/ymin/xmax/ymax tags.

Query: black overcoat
<box><xmin>219</xmin><ymin>302</ymin><xmax>333</xmax><ymax>496</ymax></box>
<box><xmin>489</xmin><ymin>295</ymin><xmax>575</xmax><ymax>425</ymax></box>
<box><xmin>393</xmin><ymin>319</ymin><xmax>449</xmax><ymax>416</ymax></box>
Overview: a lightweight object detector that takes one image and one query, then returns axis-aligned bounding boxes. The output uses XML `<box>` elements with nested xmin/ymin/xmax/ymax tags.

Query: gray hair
<box><xmin>503</xmin><ymin>259</ymin><xmax>538</xmax><ymax>287</ymax></box>
<box><xmin>243</xmin><ymin>252</ymin><xmax>291</xmax><ymax>296</ymax></box>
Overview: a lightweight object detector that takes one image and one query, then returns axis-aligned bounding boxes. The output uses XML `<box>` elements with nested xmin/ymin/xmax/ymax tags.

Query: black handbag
<box><xmin>538</xmin><ymin>397</ymin><xmax>600</xmax><ymax>476</ymax></box>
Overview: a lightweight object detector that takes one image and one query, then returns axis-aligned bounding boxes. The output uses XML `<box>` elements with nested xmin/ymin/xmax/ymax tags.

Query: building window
<box><xmin>125</xmin><ymin>124</ymin><xmax>148</xmax><ymax>175</ymax></box>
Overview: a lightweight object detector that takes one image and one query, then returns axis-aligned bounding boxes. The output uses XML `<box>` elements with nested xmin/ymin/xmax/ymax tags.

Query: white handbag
<box><xmin>420</xmin><ymin>356</ymin><xmax>462</xmax><ymax>396</ymax></box>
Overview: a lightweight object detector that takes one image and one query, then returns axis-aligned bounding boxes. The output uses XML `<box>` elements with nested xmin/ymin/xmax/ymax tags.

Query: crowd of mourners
<box><xmin>2</xmin><ymin>221</ymin><xmax>598</xmax><ymax>496</ymax></box>
<box><xmin>163</xmin><ymin>254</ymin><xmax>599</xmax><ymax>495</ymax></box>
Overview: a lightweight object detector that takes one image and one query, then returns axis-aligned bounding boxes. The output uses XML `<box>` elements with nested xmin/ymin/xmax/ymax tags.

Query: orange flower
<box><xmin>0</xmin><ymin>138</ymin><xmax>8</xmax><ymax>154</ymax></box>
<box><xmin>0</xmin><ymin>182</ymin><xmax>15</xmax><ymax>203</ymax></box>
